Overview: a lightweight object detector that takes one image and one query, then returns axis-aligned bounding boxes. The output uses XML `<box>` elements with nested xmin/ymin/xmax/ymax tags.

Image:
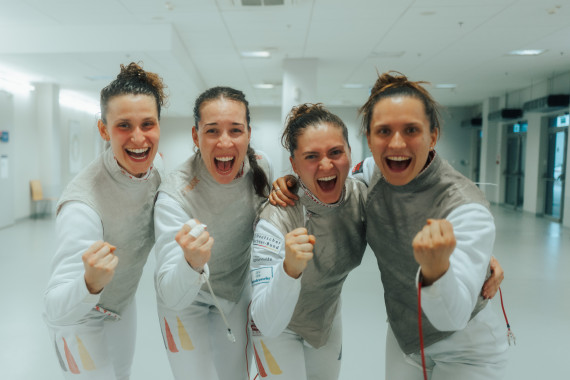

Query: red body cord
<box><xmin>418</xmin><ymin>281</ymin><xmax>428</xmax><ymax>380</ymax></box>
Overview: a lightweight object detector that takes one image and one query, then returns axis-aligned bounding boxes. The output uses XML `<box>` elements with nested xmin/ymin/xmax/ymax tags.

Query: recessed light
<box><xmin>435</xmin><ymin>84</ymin><xmax>457</xmax><ymax>89</ymax></box>
<box><xmin>241</xmin><ymin>51</ymin><xmax>271</xmax><ymax>58</ymax></box>
<box><xmin>253</xmin><ymin>83</ymin><xmax>275</xmax><ymax>89</ymax></box>
<box><xmin>342</xmin><ymin>83</ymin><xmax>366</xmax><ymax>89</ymax></box>
<box><xmin>508</xmin><ymin>49</ymin><xmax>546</xmax><ymax>56</ymax></box>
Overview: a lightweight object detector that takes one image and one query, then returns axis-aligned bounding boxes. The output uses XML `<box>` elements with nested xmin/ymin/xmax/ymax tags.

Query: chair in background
<box><xmin>30</xmin><ymin>180</ymin><xmax>56</xmax><ymax>218</ymax></box>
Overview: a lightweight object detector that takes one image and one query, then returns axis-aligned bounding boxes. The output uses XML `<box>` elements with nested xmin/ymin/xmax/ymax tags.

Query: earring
<box><xmin>429</xmin><ymin>146</ymin><xmax>434</xmax><ymax>151</ymax></box>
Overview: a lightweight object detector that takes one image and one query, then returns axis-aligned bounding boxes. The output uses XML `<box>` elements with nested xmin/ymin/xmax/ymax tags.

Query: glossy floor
<box><xmin>0</xmin><ymin>205</ymin><xmax>567</xmax><ymax>379</ymax></box>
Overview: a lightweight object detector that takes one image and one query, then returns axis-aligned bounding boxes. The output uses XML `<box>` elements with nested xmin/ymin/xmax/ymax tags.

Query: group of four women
<box><xmin>44</xmin><ymin>62</ymin><xmax>508</xmax><ymax>380</ymax></box>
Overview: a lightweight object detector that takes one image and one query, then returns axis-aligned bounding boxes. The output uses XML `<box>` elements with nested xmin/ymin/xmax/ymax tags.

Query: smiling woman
<box><xmin>43</xmin><ymin>62</ymin><xmax>167</xmax><ymax>380</ymax></box>
<box><xmin>152</xmin><ymin>86</ymin><xmax>272</xmax><ymax>380</ymax></box>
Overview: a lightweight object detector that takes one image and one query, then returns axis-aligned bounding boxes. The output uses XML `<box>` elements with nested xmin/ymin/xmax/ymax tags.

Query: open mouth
<box><xmin>126</xmin><ymin>147</ymin><xmax>151</xmax><ymax>161</ymax></box>
<box><xmin>386</xmin><ymin>156</ymin><xmax>411</xmax><ymax>172</ymax></box>
<box><xmin>215</xmin><ymin>156</ymin><xmax>235</xmax><ymax>175</ymax></box>
<box><xmin>317</xmin><ymin>175</ymin><xmax>337</xmax><ymax>192</ymax></box>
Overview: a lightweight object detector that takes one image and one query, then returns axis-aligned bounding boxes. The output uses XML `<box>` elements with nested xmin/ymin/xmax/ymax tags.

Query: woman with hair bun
<box><xmin>153</xmin><ymin>86</ymin><xmax>272</xmax><ymax>380</ymax></box>
<box><xmin>355</xmin><ymin>71</ymin><xmax>508</xmax><ymax>379</ymax></box>
<box><xmin>44</xmin><ymin>62</ymin><xmax>167</xmax><ymax>379</ymax></box>
<box><xmin>249</xmin><ymin>103</ymin><xmax>367</xmax><ymax>380</ymax></box>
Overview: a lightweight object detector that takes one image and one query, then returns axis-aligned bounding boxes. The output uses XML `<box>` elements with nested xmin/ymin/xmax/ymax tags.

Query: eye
<box><xmin>117</xmin><ymin>123</ymin><xmax>130</xmax><ymax>129</ymax></box>
<box><xmin>376</xmin><ymin>127</ymin><xmax>390</xmax><ymax>136</ymax></box>
<box><xmin>405</xmin><ymin>126</ymin><xmax>419</xmax><ymax>134</ymax></box>
<box><xmin>231</xmin><ymin>127</ymin><xmax>244</xmax><ymax>134</ymax></box>
<box><xmin>142</xmin><ymin>121</ymin><xmax>156</xmax><ymax>129</ymax></box>
<box><xmin>205</xmin><ymin>128</ymin><xmax>217</xmax><ymax>134</ymax></box>
<box><xmin>330</xmin><ymin>149</ymin><xmax>343</xmax><ymax>156</ymax></box>
<box><xmin>305</xmin><ymin>154</ymin><xmax>318</xmax><ymax>160</ymax></box>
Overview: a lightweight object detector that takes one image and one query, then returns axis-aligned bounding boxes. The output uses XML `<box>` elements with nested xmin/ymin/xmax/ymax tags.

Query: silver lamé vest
<box><xmin>365</xmin><ymin>153</ymin><xmax>491</xmax><ymax>354</ymax></box>
<box><xmin>57</xmin><ymin>147</ymin><xmax>161</xmax><ymax>318</ymax></box>
<box><xmin>159</xmin><ymin>152</ymin><xmax>270</xmax><ymax>303</ymax></box>
<box><xmin>259</xmin><ymin>177</ymin><xmax>367</xmax><ymax>348</ymax></box>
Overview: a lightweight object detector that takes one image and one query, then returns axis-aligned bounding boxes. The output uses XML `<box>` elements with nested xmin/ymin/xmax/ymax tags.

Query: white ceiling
<box><xmin>1</xmin><ymin>0</ymin><xmax>570</xmax><ymax>116</ymax></box>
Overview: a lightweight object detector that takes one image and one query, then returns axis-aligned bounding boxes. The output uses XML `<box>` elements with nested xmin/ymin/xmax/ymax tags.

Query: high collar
<box><xmin>102</xmin><ymin>147</ymin><xmax>154</xmax><ymax>185</ymax></box>
<box><xmin>297</xmin><ymin>178</ymin><xmax>346</xmax><ymax>216</ymax></box>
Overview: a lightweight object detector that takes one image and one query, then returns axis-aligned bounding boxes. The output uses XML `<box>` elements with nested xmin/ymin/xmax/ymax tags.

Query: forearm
<box><xmin>44</xmin><ymin>202</ymin><xmax>102</xmax><ymax>325</ymax></box>
<box><xmin>154</xmin><ymin>193</ymin><xmax>206</xmax><ymax>310</ymax></box>
<box><xmin>250</xmin><ymin>219</ymin><xmax>301</xmax><ymax>337</ymax></box>
<box><xmin>418</xmin><ymin>203</ymin><xmax>494</xmax><ymax>331</ymax></box>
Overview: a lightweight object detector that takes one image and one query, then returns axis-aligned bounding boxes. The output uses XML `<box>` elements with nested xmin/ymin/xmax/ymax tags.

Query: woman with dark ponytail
<box><xmin>153</xmin><ymin>86</ymin><xmax>272</xmax><ymax>379</ymax></box>
<box><xmin>44</xmin><ymin>62</ymin><xmax>167</xmax><ymax>379</ymax></box>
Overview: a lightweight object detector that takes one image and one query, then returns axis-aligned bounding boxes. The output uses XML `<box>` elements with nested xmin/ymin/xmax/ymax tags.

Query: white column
<box><xmin>35</xmin><ymin>83</ymin><xmax>62</xmax><ymax>198</ymax></box>
<box><xmin>278</xmin><ymin>58</ymin><xmax>318</xmax><ymax>176</ymax></box>
<box><xmin>563</xmin><ymin>128</ymin><xmax>570</xmax><ymax>228</ymax></box>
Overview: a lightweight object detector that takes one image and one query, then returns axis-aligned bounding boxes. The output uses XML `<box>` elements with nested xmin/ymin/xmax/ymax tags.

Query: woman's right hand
<box><xmin>83</xmin><ymin>241</ymin><xmax>118</xmax><ymax>294</ymax></box>
<box><xmin>175</xmin><ymin>219</ymin><xmax>214</xmax><ymax>272</ymax></box>
<box><xmin>283</xmin><ymin>227</ymin><xmax>315</xmax><ymax>279</ymax></box>
<box><xmin>269</xmin><ymin>175</ymin><xmax>299</xmax><ymax>207</ymax></box>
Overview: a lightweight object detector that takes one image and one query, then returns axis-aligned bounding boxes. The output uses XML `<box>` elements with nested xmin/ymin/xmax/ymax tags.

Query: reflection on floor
<box><xmin>0</xmin><ymin>204</ymin><xmax>567</xmax><ymax>379</ymax></box>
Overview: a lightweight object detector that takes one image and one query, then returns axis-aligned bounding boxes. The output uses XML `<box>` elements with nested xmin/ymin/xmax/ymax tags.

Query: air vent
<box><xmin>488</xmin><ymin>108</ymin><xmax>523</xmax><ymax>122</ymax></box>
<box><xmin>523</xmin><ymin>94</ymin><xmax>570</xmax><ymax>113</ymax></box>
<box><xmin>241</xmin><ymin>0</ymin><xmax>284</xmax><ymax>5</ymax></box>
<box><xmin>461</xmin><ymin>117</ymin><xmax>482</xmax><ymax>128</ymax></box>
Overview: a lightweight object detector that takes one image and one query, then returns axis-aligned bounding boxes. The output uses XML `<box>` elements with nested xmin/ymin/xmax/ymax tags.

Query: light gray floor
<box><xmin>0</xmin><ymin>204</ymin><xmax>568</xmax><ymax>379</ymax></box>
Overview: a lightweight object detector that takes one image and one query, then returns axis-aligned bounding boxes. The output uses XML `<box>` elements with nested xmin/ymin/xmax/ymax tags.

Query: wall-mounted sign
<box><xmin>0</xmin><ymin>131</ymin><xmax>8</xmax><ymax>142</ymax></box>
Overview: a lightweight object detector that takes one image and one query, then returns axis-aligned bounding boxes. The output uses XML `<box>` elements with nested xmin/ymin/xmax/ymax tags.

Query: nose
<box><xmin>131</xmin><ymin>126</ymin><xmax>145</xmax><ymax>144</ymax></box>
<box><xmin>319</xmin><ymin>157</ymin><xmax>334</xmax><ymax>170</ymax></box>
<box><xmin>388</xmin><ymin>131</ymin><xmax>406</xmax><ymax>149</ymax></box>
<box><xmin>217</xmin><ymin>131</ymin><xmax>232</xmax><ymax>148</ymax></box>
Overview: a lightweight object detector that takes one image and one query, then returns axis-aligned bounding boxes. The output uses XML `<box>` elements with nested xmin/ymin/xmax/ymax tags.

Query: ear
<box><xmin>289</xmin><ymin>156</ymin><xmax>299</xmax><ymax>175</ymax></box>
<box><xmin>429</xmin><ymin>128</ymin><xmax>439</xmax><ymax>150</ymax></box>
<box><xmin>248</xmin><ymin>125</ymin><xmax>252</xmax><ymax>143</ymax></box>
<box><xmin>97</xmin><ymin>120</ymin><xmax>110</xmax><ymax>141</ymax></box>
<box><xmin>192</xmin><ymin>126</ymin><xmax>199</xmax><ymax>147</ymax></box>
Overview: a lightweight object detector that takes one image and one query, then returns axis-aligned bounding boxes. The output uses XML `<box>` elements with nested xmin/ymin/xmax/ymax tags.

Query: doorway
<box><xmin>504</xmin><ymin>122</ymin><xmax>527</xmax><ymax>209</ymax></box>
<box><xmin>544</xmin><ymin>114</ymin><xmax>568</xmax><ymax>222</ymax></box>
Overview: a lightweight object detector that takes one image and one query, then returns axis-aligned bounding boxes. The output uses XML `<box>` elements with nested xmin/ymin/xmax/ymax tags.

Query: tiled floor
<box><xmin>0</xmin><ymin>204</ymin><xmax>568</xmax><ymax>379</ymax></box>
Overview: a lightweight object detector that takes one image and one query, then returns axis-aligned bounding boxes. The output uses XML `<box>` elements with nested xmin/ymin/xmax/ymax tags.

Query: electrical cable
<box><xmin>418</xmin><ymin>280</ymin><xmax>428</xmax><ymax>380</ymax></box>
<box><xmin>499</xmin><ymin>287</ymin><xmax>516</xmax><ymax>345</ymax></box>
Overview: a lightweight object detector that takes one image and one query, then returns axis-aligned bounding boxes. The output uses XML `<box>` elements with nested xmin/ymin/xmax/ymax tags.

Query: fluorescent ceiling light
<box><xmin>241</xmin><ymin>51</ymin><xmax>271</xmax><ymax>58</ymax></box>
<box><xmin>508</xmin><ymin>49</ymin><xmax>546</xmax><ymax>56</ymax></box>
<box><xmin>435</xmin><ymin>84</ymin><xmax>457</xmax><ymax>89</ymax></box>
<box><xmin>59</xmin><ymin>90</ymin><xmax>99</xmax><ymax>115</ymax></box>
<box><xmin>253</xmin><ymin>83</ymin><xmax>275</xmax><ymax>89</ymax></box>
<box><xmin>342</xmin><ymin>83</ymin><xmax>366</xmax><ymax>89</ymax></box>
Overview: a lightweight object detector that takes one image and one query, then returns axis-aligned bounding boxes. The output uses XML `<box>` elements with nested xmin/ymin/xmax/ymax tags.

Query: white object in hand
<box><xmin>184</xmin><ymin>219</ymin><xmax>207</xmax><ymax>238</ymax></box>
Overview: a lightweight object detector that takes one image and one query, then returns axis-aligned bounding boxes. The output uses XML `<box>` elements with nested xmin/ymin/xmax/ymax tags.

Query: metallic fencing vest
<box><xmin>259</xmin><ymin>177</ymin><xmax>367</xmax><ymax>348</ymax></box>
<box><xmin>365</xmin><ymin>153</ymin><xmax>491</xmax><ymax>354</ymax></box>
<box><xmin>159</xmin><ymin>152</ymin><xmax>270</xmax><ymax>303</ymax></box>
<box><xmin>57</xmin><ymin>147</ymin><xmax>161</xmax><ymax>318</ymax></box>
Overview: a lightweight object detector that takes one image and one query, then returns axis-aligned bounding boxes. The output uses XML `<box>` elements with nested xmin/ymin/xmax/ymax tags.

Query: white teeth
<box><xmin>215</xmin><ymin>156</ymin><xmax>234</xmax><ymax>162</ymax></box>
<box><xmin>387</xmin><ymin>156</ymin><xmax>410</xmax><ymax>162</ymax></box>
<box><xmin>318</xmin><ymin>175</ymin><xmax>336</xmax><ymax>182</ymax></box>
<box><xmin>127</xmin><ymin>148</ymin><xmax>149</xmax><ymax>154</ymax></box>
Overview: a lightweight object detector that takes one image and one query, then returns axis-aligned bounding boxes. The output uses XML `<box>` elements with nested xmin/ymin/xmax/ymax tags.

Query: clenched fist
<box><xmin>412</xmin><ymin>219</ymin><xmax>456</xmax><ymax>285</ymax></box>
<box><xmin>83</xmin><ymin>241</ymin><xmax>119</xmax><ymax>294</ymax></box>
<box><xmin>283</xmin><ymin>227</ymin><xmax>315</xmax><ymax>279</ymax></box>
<box><xmin>176</xmin><ymin>218</ymin><xmax>214</xmax><ymax>272</ymax></box>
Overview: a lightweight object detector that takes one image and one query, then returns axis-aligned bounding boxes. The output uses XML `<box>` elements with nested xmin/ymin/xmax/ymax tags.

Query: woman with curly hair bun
<box><xmin>44</xmin><ymin>62</ymin><xmax>167</xmax><ymax>379</ymax></box>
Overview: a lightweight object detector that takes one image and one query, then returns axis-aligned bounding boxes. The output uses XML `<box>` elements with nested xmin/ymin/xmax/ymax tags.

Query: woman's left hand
<box><xmin>413</xmin><ymin>219</ymin><xmax>456</xmax><ymax>285</ymax></box>
<box><xmin>481</xmin><ymin>256</ymin><xmax>504</xmax><ymax>299</ymax></box>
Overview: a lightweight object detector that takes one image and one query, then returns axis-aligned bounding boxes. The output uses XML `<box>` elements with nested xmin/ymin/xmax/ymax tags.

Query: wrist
<box><xmin>283</xmin><ymin>261</ymin><xmax>301</xmax><ymax>279</ymax></box>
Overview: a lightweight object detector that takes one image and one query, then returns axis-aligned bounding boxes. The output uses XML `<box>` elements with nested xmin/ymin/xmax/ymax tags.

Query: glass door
<box><xmin>504</xmin><ymin>122</ymin><xmax>527</xmax><ymax>209</ymax></box>
<box><xmin>544</xmin><ymin>115</ymin><xmax>568</xmax><ymax>222</ymax></box>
